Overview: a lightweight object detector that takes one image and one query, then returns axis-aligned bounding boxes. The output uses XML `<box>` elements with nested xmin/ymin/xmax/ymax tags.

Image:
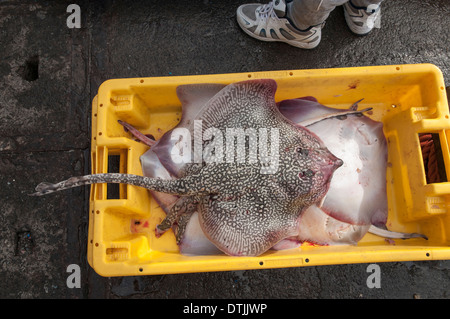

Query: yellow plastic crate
<box><xmin>87</xmin><ymin>64</ymin><xmax>450</xmax><ymax>276</ymax></box>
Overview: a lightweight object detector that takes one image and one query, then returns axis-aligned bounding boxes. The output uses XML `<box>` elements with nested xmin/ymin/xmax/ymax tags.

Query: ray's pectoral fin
<box><xmin>296</xmin><ymin>204</ymin><xmax>370</xmax><ymax>246</ymax></box>
<box><xmin>197</xmin><ymin>79</ymin><xmax>278</xmax><ymax>130</ymax></box>
<box><xmin>200</xmin><ymin>194</ymin><xmax>297</xmax><ymax>257</ymax></box>
<box><xmin>178</xmin><ymin>211</ymin><xmax>223</xmax><ymax>256</ymax></box>
<box><xmin>176</xmin><ymin>83</ymin><xmax>226</xmax><ymax>123</ymax></box>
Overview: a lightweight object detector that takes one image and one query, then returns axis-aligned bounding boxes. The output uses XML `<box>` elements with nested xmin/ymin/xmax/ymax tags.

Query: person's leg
<box><xmin>287</xmin><ymin>0</ymin><xmax>348</xmax><ymax>30</ymax></box>
<box><xmin>343</xmin><ymin>0</ymin><xmax>384</xmax><ymax>35</ymax></box>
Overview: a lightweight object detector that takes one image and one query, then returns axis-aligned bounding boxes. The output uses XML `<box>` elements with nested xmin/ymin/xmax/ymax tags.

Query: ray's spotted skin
<box><xmin>30</xmin><ymin>79</ymin><xmax>343</xmax><ymax>257</ymax></box>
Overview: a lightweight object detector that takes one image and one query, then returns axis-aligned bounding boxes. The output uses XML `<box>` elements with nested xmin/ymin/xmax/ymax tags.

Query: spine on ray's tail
<box><xmin>29</xmin><ymin>173</ymin><xmax>190</xmax><ymax>196</ymax></box>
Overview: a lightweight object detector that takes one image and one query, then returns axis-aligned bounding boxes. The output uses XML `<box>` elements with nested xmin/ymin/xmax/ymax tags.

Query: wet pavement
<box><xmin>0</xmin><ymin>0</ymin><xmax>449</xmax><ymax>299</ymax></box>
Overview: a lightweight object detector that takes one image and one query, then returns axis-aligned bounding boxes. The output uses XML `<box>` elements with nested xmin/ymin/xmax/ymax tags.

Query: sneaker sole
<box><xmin>236</xmin><ymin>15</ymin><xmax>320</xmax><ymax>49</ymax></box>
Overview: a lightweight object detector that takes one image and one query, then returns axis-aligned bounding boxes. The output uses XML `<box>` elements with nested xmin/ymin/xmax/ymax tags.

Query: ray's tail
<box><xmin>368</xmin><ymin>225</ymin><xmax>428</xmax><ymax>240</ymax></box>
<box><xmin>29</xmin><ymin>173</ymin><xmax>196</xmax><ymax>197</ymax></box>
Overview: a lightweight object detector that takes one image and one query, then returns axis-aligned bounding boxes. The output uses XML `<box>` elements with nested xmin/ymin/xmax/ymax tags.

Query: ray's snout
<box><xmin>314</xmin><ymin>148</ymin><xmax>343</xmax><ymax>178</ymax></box>
<box><xmin>331</xmin><ymin>154</ymin><xmax>344</xmax><ymax>169</ymax></box>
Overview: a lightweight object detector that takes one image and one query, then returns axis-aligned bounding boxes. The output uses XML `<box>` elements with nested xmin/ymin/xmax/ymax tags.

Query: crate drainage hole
<box><xmin>107</xmin><ymin>154</ymin><xmax>121</xmax><ymax>199</ymax></box>
<box><xmin>419</xmin><ymin>133</ymin><xmax>448</xmax><ymax>184</ymax></box>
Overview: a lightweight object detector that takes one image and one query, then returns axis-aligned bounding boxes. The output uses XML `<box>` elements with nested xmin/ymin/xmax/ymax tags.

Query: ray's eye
<box><xmin>299</xmin><ymin>169</ymin><xmax>315</xmax><ymax>179</ymax></box>
<box><xmin>296</xmin><ymin>147</ymin><xmax>309</xmax><ymax>156</ymax></box>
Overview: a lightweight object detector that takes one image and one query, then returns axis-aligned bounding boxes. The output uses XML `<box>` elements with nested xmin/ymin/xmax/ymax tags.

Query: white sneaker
<box><xmin>236</xmin><ymin>0</ymin><xmax>322</xmax><ymax>49</ymax></box>
<box><xmin>343</xmin><ymin>1</ymin><xmax>381</xmax><ymax>35</ymax></box>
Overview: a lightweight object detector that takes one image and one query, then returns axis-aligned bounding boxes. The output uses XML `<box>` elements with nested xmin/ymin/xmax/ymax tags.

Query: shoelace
<box><xmin>257</xmin><ymin>1</ymin><xmax>280</xmax><ymax>22</ymax></box>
